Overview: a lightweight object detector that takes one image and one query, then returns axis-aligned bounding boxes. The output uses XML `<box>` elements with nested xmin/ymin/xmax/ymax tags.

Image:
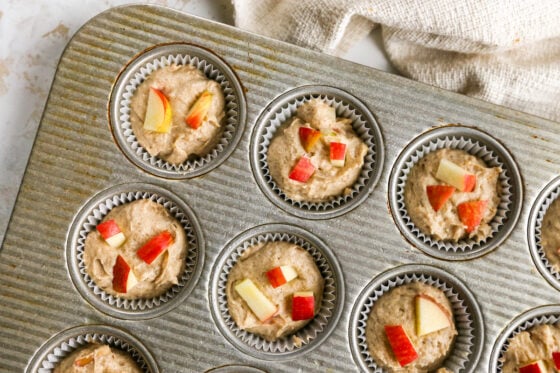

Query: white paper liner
<box><xmin>215</xmin><ymin>232</ymin><xmax>338</xmax><ymax>355</ymax></box>
<box><xmin>396</xmin><ymin>135</ymin><xmax>513</xmax><ymax>253</ymax></box>
<box><xmin>256</xmin><ymin>93</ymin><xmax>377</xmax><ymax>213</ymax></box>
<box><xmin>532</xmin><ymin>185</ymin><xmax>560</xmax><ymax>284</ymax></box>
<box><xmin>34</xmin><ymin>329</ymin><xmax>151</xmax><ymax>372</ymax></box>
<box><xmin>74</xmin><ymin>190</ymin><xmax>200</xmax><ymax>313</ymax></box>
<box><xmin>495</xmin><ymin>313</ymin><xmax>560</xmax><ymax>372</ymax></box>
<box><xmin>116</xmin><ymin>52</ymin><xmax>240</xmax><ymax>174</ymax></box>
<box><xmin>354</xmin><ymin>272</ymin><xmax>476</xmax><ymax>373</ymax></box>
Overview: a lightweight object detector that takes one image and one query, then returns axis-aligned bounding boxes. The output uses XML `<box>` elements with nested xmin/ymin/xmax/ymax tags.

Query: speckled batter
<box><xmin>541</xmin><ymin>197</ymin><xmax>560</xmax><ymax>272</ymax></box>
<box><xmin>501</xmin><ymin>324</ymin><xmax>560</xmax><ymax>372</ymax></box>
<box><xmin>54</xmin><ymin>344</ymin><xmax>141</xmax><ymax>373</ymax></box>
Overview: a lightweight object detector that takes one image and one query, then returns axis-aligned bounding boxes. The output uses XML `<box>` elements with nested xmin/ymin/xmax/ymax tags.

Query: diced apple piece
<box><xmin>426</xmin><ymin>185</ymin><xmax>455</xmax><ymax>212</ymax></box>
<box><xmin>112</xmin><ymin>255</ymin><xmax>138</xmax><ymax>293</ymax></box>
<box><xmin>415</xmin><ymin>294</ymin><xmax>452</xmax><ymax>336</ymax></box>
<box><xmin>185</xmin><ymin>90</ymin><xmax>213</xmax><ymax>129</ymax></box>
<box><xmin>519</xmin><ymin>360</ymin><xmax>547</xmax><ymax>373</ymax></box>
<box><xmin>266</xmin><ymin>265</ymin><xmax>298</xmax><ymax>288</ymax></box>
<box><xmin>288</xmin><ymin>156</ymin><xmax>315</xmax><ymax>183</ymax></box>
<box><xmin>235</xmin><ymin>278</ymin><xmax>278</xmax><ymax>322</ymax></box>
<box><xmin>457</xmin><ymin>200</ymin><xmax>488</xmax><ymax>233</ymax></box>
<box><xmin>384</xmin><ymin>325</ymin><xmax>418</xmax><ymax>367</ymax></box>
<box><xmin>292</xmin><ymin>291</ymin><xmax>315</xmax><ymax>321</ymax></box>
<box><xmin>553</xmin><ymin>352</ymin><xmax>560</xmax><ymax>369</ymax></box>
<box><xmin>74</xmin><ymin>356</ymin><xmax>93</xmax><ymax>367</ymax></box>
<box><xmin>143</xmin><ymin>87</ymin><xmax>172</xmax><ymax>133</ymax></box>
<box><xmin>136</xmin><ymin>231</ymin><xmax>174</xmax><ymax>264</ymax></box>
<box><xmin>329</xmin><ymin>142</ymin><xmax>347</xmax><ymax>167</ymax></box>
<box><xmin>435</xmin><ymin>159</ymin><xmax>476</xmax><ymax>192</ymax></box>
<box><xmin>96</xmin><ymin>219</ymin><xmax>126</xmax><ymax>248</ymax></box>
<box><xmin>298</xmin><ymin>127</ymin><xmax>322</xmax><ymax>152</ymax></box>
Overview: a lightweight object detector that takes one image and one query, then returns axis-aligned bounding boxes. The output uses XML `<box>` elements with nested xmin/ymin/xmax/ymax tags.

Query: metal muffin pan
<box><xmin>1</xmin><ymin>4</ymin><xmax>560</xmax><ymax>372</ymax></box>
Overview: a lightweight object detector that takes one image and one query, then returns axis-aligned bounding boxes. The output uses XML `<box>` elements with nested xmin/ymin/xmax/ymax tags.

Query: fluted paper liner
<box><xmin>490</xmin><ymin>305</ymin><xmax>560</xmax><ymax>372</ymax></box>
<box><xmin>349</xmin><ymin>265</ymin><xmax>484</xmax><ymax>373</ymax></box>
<box><xmin>66</xmin><ymin>183</ymin><xmax>204</xmax><ymax>319</ymax></box>
<box><xmin>389</xmin><ymin>126</ymin><xmax>522</xmax><ymax>260</ymax></box>
<box><xmin>26</xmin><ymin>325</ymin><xmax>158</xmax><ymax>373</ymax></box>
<box><xmin>110</xmin><ymin>43</ymin><xmax>245</xmax><ymax>178</ymax></box>
<box><xmin>209</xmin><ymin>224</ymin><xmax>344</xmax><ymax>360</ymax></box>
<box><xmin>250</xmin><ymin>85</ymin><xmax>384</xmax><ymax>219</ymax></box>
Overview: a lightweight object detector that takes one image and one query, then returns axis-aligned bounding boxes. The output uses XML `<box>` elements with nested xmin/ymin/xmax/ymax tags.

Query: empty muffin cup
<box><xmin>65</xmin><ymin>183</ymin><xmax>204</xmax><ymax>319</ymax></box>
<box><xmin>209</xmin><ymin>223</ymin><xmax>344</xmax><ymax>360</ymax></box>
<box><xmin>250</xmin><ymin>85</ymin><xmax>384</xmax><ymax>219</ymax></box>
<box><xmin>388</xmin><ymin>125</ymin><xmax>522</xmax><ymax>260</ymax></box>
<box><xmin>109</xmin><ymin>42</ymin><xmax>246</xmax><ymax>179</ymax></box>
<box><xmin>25</xmin><ymin>324</ymin><xmax>158</xmax><ymax>373</ymax></box>
<box><xmin>349</xmin><ymin>264</ymin><xmax>484</xmax><ymax>373</ymax></box>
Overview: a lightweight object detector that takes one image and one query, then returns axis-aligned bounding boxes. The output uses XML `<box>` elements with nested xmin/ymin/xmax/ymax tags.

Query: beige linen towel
<box><xmin>232</xmin><ymin>0</ymin><xmax>560</xmax><ymax>122</ymax></box>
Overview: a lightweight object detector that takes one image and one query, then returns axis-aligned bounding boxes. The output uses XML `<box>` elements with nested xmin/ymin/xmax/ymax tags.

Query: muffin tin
<box><xmin>2</xmin><ymin>4</ymin><xmax>560</xmax><ymax>372</ymax></box>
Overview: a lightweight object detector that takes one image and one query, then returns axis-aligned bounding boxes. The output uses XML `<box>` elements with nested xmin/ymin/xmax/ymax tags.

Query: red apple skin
<box><xmin>463</xmin><ymin>174</ymin><xmax>476</xmax><ymax>192</ymax></box>
<box><xmin>96</xmin><ymin>219</ymin><xmax>121</xmax><ymax>240</ymax></box>
<box><xmin>553</xmin><ymin>352</ymin><xmax>560</xmax><ymax>369</ymax></box>
<box><xmin>426</xmin><ymin>185</ymin><xmax>455</xmax><ymax>212</ymax></box>
<box><xmin>519</xmin><ymin>361</ymin><xmax>546</xmax><ymax>373</ymax></box>
<box><xmin>299</xmin><ymin>127</ymin><xmax>321</xmax><ymax>152</ymax></box>
<box><xmin>112</xmin><ymin>255</ymin><xmax>132</xmax><ymax>293</ymax></box>
<box><xmin>329</xmin><ymin>142</ymin><xmax>347</xmax><ymax>166</ymax></box>
<box><xmin>136</xmin><ymin>231</ymin><xmax>174</xmax><ymax>264</ymax></box>
<box><xmin>266</xmin><ymin>267</ymin><xmax>287</xmax><ymax>288</ymax></box>
<box><xmin>288</xmin><ymin>156</ymin><xmax>315</xmax><ymax>183</ymax></box>
<box><xmin>457</xmin><ymin>200</ymin><xmax>488</xmax><ymax>233</ymax></box>
<box><xmin>384</xmin><ymin>325</ymin><xmax>418</xmax><ymax>367</ymax></box>
<box><xmin>292</xmin><ymin>293</ymin><xmax>315</xmax><ymax>321</ymax></box>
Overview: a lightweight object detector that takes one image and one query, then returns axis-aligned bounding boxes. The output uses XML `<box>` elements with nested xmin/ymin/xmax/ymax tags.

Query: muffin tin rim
<box><xmin>208</xmin><ymin>222</ymin><xmax>345</xmax><ymax>361</ymax></box>
<box><xmin>25</xmin><ymin>324</ymin><xmax>159</xmax><ymax>373</ymax></box>
<box><xmin>387</xmin><ymin>124</ymin><xmax>524</xmax><ymax>261</ymax></box>
<box><xmin>108</xmin><ymin>41</ymin><xmax>247</xmax><ymax>179</ymax></box>
<box><xmin>348</xmin><ymin>263</ymin><xmax>485</xmax><ymax>373</ymax></box>
<box><xmin>65</xmin><ymin>182</ymin><xmax>205</xmax><ymax>320</ymax></box>
<box><xmin>249</xmin><ymin>84</ymin><xmax>385</xmax><ymax>220</ymax></box>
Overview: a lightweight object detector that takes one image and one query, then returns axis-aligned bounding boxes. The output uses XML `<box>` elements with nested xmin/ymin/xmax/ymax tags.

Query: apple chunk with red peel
<box><xmin>292</xmin><ymin>291</ymin><xmax>315</xmax><ymax>321</ymax></box>
<box><xmin>143</xmin><ymin>87</ymin><xmax>172</xmax><ymax>133</ymax></box>
<box><xmin>457</xmin><ymin>200</ymin><xmax>488</xmax><ymax>233</ymax></box>
<box><xmin>519</xmin><ymin>360</ymin><xmax>547</xmax><ymax>373</ymax></box>
<box><xmin>112</xmin><ymin>255</ymin><xmax>138</xmax><ymax>293</ymax></box>
<box><xmin>426</xmin><ymin>185</ymin><xmax>455</xmax><ymax>212</ymax></box>
<box><xmin>435</xmin><ymin>158</ymin><xmax>476</xmax><ymax>192</ymax></box>
<box><xmin>415</xmin><ymin>294</ymin><xmax>452</xmax><ymax>336</ymax></box>
<box><xmin>329</xmin><ymin>142</ymin><xmax>347</xmax><ymax>167</ymax></box>
<box><xmin>96</xmin><ymin>219</ymin><xmax>126</xmax><ymax>248</ymax></box>
<box><xmin>185</xmin><ymin>90</ymin><xmax>213</xmax><ymax>129</ymax></box>
<box><xmin>266</xmin><ymin>266</ymin><xmax>298</xmax><ymax>288</ymax></box>
<box><xmin>384</xmin><ymin>325</ymin><xmax>418</xmax><ymax>367</ymax></box>
<box><xmin>289</xmin><ymin>156</ymin><xmax>315</xmax><ymax>182</ymax></box>
<box><xmin>235</xmin><ymin>278</ymin><xmax>278</xmax><ymax>322</ymax></box>
<box><xmin>553</xmin><ymin>352</ymin><xmax>560</xmax><ymax>369</ymax></box>
<box><xmin>299</xmin><ymin>127</ymin><xmax>322</xmax><ymax>152</ymax></box>
<box><xmin>136</xmin><ymin>231</ymin><xmax>174</xmax><ymax>264</ymax></box>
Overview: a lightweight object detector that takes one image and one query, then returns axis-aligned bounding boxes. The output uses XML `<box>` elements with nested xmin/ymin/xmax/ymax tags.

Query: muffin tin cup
<box><xmin>489</xmin><ymin>305</ymin><xmax>560</xmax><ymax>372</ymax></box>
<box><xmin>349</xmin><ymin>264</ymin><xmax>484</xmax><ymax>373</ymax></box>
<box><xmin>25</xmin><ymin>324</ymin><xmax>159</xmax><ymax>373</ymax></box>
<box><xmin>204</xmin><ymin>365</ymin><xmax>267</xmax><ymax>373</ymax></box>
<box><xmin>250</xmin><ymin>85</ymin><xmax>384</xmax><ymax>220</ymax></box>
<box><xmin>528</xmin><ymin>176</ymin><xmax>560</xmax><ymax>291</ymax></box>
<box><xmin>388</xmin><ymin>125</ymin><xmax>523</xmax><ymax>260</ymax></box>
<box><xmin>209</xmin><ymin>223</ymin><xmax>344</xmax><ymax>360</ymax></box>
<box><xmin>109</xmin><ymin>42</ymin><xmax>246</xmax><ymax>179</ymax></box>
<box><xmin>65</xmin><ymin>183</ymin><xmax>205</xmax><ymax>320</ymax></box>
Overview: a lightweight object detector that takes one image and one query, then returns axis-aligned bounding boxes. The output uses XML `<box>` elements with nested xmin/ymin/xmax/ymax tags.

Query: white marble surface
<box><xmin>0</xmin><ymin>0</ymin><xmax>393</xmax><ymax>244</ymax></box>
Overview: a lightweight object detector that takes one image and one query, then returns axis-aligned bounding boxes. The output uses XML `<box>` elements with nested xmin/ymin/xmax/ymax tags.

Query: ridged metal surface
<box><xmin>1</xmin><ymin>4</ymin><xmax>559</xmax><ymax>372</ymax></box>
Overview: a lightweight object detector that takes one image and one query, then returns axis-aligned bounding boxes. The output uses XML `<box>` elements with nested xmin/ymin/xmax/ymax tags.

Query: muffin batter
<box><xmin>226</xmin><ymin>241</ymin><xmax>324</xmax><ymax>341</ymax></box>
<box><xmin>54</xmin><ymin>344</ymin><xmax>141</xmax><ymax>373</ymax></box>
<box><xmin>501</xmin><ymin>324</ymin><xmax>560</xmax><ymax>372</ymax></box>
<box><xmin>541</xmin><ymin>197</ymin><xmax>560</xmax><ymax>272</ymax></box>
<box><xmin>405</xmin><ymin>148</ymin><xmax>501</xmax><ymax>241</ymax></box>
<box><xmin>366</xmin><ymin>282</ymin><xmax>457</xmax><ymax>372</ymax></box>
<box><xmin>130</xmin><ymin>64</ymin><xmax>225</xmax><ymax>164</ymax></box>
<box><xmin>84</xmin><ymin>199</ymin><xmax>187</xmax><ymax>299</ymax></box>
<box><xmin>267</xmin><ymin>99</ymin><xmax>368</xmax><ymax>202</ymax></box>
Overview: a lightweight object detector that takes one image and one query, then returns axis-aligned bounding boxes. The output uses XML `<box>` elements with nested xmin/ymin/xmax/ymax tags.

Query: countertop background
<box><xmin>0</xmin><ymin>0</ymin><xmax>395</xmax><ymax>244</ymax></box>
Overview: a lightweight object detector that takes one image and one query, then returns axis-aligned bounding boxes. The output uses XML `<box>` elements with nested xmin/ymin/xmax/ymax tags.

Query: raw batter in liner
<box><xmin>267</xmin><ymin>99</ymin><xmax>368</xmax><ymax>202</ymax></box>
<box><xmin>540</xmin><ymin>197</ymin><xmax>560</xmax><ymax>272</ymax></box>
<box><xmin>404</xmin><ymin>148</ymin><xmax>501</xmax><ymax>241</ymax></box>
<box><xmin>501</xmin><ymin>324</ymin><xmax>560</xmax><ymax>372</ymax></box>
<box><xmin>226</xmin><ymin>241</ymin><xmax>324</xmax><ymax>341</ymax></box>
<box><xmin>84</xmin><ymin>199</ymin><xmax>187</xmax><ymax>299</ymax></box>
<box><xmin>54</xmin><ymin>344</ymin><xmax>141</xmax><ymax>373</ymax></box>
<box><xmin>130</xmin><ymin>64</ymin><xmax>225</xmax><ymax>164</ymax></box>
<box><xmin>366</xmin><ymin>282</ymin><xmax>457</xmax><ymax>372</ymax></box>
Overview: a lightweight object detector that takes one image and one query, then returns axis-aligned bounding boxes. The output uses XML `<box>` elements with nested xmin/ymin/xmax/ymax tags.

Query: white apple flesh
<box><xmin>105</xmin><ymin>232</ymin><xmax>126</xmax><ymax>248</ymax></box>
<box><xmin>235</xmin><ymin>278</ymin><xmax>277</xmax><ymax>322</ymax></box>
<box><xmin>435</xmin><ymin>158</ymin><xmax>476</xmax><ymax>192</ymax></box>
<box><xmin>415</xmin><ymin>294</ymin><xmax>451</xmax><ymax>336</ymax></box>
